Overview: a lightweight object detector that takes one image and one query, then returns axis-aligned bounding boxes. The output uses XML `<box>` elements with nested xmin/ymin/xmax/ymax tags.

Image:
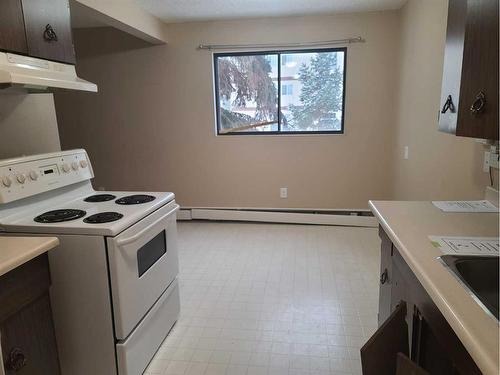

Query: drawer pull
<box><xmin>43</xmin><ymin>24</ymin><xmax>58</xmax><ymax>42</ymax></box>
<box><xmin>6</xmin><ymin>348</ymin><xmax>26</xmax><ymax>371</ymax></box>
<box><xmin>380</xmin><ymin>269</ymin><xmax>388</xmax><ymax>285</ymax></box>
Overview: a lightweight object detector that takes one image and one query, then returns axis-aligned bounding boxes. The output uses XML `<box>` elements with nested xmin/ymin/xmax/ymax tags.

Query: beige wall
<box><xmin>54</xmin><ymin>3</ymin><xmax>493</xmax><ymax>209</ymax></box>
<box><xmin>0</xmin><ymin>93</ymin><xmax>61</xmax><ymax>159</ymax></box>
<box><xmin>55</xmin><ymin>11</ymin><xmax>401</xmax><ymax>209</ymax></box>
<box><xmin>392</xmin><ymin>0</ymin><xmax>491</xmax><ymax>200</ymax></box>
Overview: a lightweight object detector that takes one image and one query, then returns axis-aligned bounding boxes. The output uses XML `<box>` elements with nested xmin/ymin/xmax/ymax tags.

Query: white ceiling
<box><xmin>135</xmin><ymin>0</ymin><xmax>407</xmax><ymax>23</ymax></box>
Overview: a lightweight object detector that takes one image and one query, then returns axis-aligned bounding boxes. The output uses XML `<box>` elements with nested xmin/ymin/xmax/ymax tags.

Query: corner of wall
<box><xmin>390</xmin><ymin>0</ymin><xmax>489</xmax><ymax>201</ymax></box>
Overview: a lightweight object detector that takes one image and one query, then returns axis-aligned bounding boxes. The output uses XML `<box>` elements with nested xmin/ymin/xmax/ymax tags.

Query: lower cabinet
<box><xmin>361</xmin><ymin>226</ymin><xmax>482</xmax><ymax>375</ymax></box>
<box><xmin>396</xmin><ymin>353</ymin><xmax>430</xmax><ymax>375</ymax></box>
<box><xmin>0</xmin><ymin>254</ymin><xmax>60</xmax><ymax>375</ymax></box>
<box><xmin>361</xmin><ymin>302</ymin><xmax>409</xmax><ymax>375</ymax></box>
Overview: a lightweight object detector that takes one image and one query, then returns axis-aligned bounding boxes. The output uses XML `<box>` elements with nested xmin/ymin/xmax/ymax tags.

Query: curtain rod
<box><xmin>197</xmin><ymin>36</ymin><xmax>364</xmax><ymax>51</ymax></box>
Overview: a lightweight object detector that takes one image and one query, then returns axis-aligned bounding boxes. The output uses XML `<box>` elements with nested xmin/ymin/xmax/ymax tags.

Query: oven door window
<box><xmin>137</xmin><ymin>230</ymin><xmax>167</xmax><ymax>277</ymax></box>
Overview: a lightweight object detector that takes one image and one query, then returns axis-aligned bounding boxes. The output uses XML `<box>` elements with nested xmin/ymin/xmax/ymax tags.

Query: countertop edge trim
<box><xmin>0</xmin><ymin>237</ymin><xmax>59</xmax><ymax>277</ymax></box>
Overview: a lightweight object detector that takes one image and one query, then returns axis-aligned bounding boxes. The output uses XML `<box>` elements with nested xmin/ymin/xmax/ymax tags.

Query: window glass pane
<box><xmin>216</xmin><ymin>54</ymin><xmax>278</xmax><ymax>133</ymax></box>
<box><xmin>280</xmin><ymin>50</ymin><xmax>345</xmax><ymax>132</ymax></box>
<box><xmin>282</xmin><ymin>84</ymin><xmax>293</xmax><ymax>96</ymax></box>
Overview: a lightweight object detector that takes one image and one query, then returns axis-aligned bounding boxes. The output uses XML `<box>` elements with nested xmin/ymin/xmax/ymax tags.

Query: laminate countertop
<box><xmin>369</xmin><ymin>200</ymin><xmax>499</xmax><ymax>375</ymax></box>
<box><xmin>0</xmin><ymin>236</ymin><xmax>59</xmax><ymax>277</ymax></box>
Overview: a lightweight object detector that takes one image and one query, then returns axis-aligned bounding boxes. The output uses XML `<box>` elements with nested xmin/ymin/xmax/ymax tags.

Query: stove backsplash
<box><xmin>0</xmin><ymin>93</ymin><xmax>61</xmax><ymax>159</ymax></box>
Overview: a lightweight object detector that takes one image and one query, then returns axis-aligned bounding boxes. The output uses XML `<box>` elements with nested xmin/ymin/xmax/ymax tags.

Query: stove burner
<box><xmin>115</xmin><ymin>194</ymin><xmax>156</xmax><ymax>205</ymax></box>
<box><xmin>84</xmin><ymin>194</ymin><xmax>117</xmax><ymax>203</ymax></box>
<box><xmin>83</xmin><ymin>212</ymin><xmax>123</xmax><ymax>224</ymax></box>
<box><xmin>34</xmin><ymin>209</ymin><xmax>86</xmax><ymax>223</ymax></box>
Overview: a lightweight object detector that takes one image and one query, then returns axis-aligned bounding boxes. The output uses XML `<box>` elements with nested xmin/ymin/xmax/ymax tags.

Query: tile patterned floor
<box><xmin>146</xmin><ymin>222</ymin><xmax>380</xmax><ymax>375</ymax></box>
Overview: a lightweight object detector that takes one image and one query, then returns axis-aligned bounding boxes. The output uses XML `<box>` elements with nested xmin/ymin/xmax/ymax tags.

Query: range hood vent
<box><xmin>0</xmin><ymin>52</ymin><xmax>97</xmax><ymax>92</ymax></box>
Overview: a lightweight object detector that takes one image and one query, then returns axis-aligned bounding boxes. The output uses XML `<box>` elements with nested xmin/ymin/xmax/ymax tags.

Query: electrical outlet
<box><xmin>490</xmin><ymin>152</ymin><xmax>500</xmax><ymax>169</ymax></box>
<box><xmin>404</xmin><ymin>146</ymin><xmax>409</xmax><ymax>160</ymax></box>
<box><xmin>484</xmin><ymin>151</ymin><xmax>492</xmax><ymax>172</ymax></box>
<box><xmin>280</xmin><ymin>187</ymin><xmax>288</xmax><ymax>199</ymax></box>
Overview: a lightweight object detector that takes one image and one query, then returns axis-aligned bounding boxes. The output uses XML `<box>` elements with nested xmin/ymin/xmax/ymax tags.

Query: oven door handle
<box><xmin>115</xmin><ymin>205</ymin><xmax>179</xmax><ymax>247</ymax></box>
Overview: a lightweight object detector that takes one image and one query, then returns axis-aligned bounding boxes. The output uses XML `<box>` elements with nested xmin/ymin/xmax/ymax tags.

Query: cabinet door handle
<box><xmin>441</xmin><ymin>95</ymin><xmax>455</xmax><ymax>114</ymax></box>
<box><xmin>43</xmin><ymin>24</ymin><xmax>58</xmax><ymax>42</ymax></box>
<box><xmin>6</xmin><ymin>348</ymin><xmax>26</xmax><ymax>372</ymax></box>
<box><xmin>470</xmin><ymin>91</ymin><xmax>486</xmax><ymax>115</ymax></box>
<box><xmin>380</xmin><ymin>269</ymin><xmax>388</xmax><ymax>284</ymax></box>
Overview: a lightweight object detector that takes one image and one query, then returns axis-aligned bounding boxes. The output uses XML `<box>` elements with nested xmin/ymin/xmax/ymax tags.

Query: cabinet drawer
<box><xmin>0</xmin><ymin>254</ymin><xmax>50</xmax><ymax>322</ymax></box>
<box><xmin>21</xmin><ymin>0</ymin><xmax>75</xmax><ymax>64</ymax></box>
<box><xmin>116</xmin><ymin>279</ymin><xmax>180</xmax><ymax>375</ymax></box>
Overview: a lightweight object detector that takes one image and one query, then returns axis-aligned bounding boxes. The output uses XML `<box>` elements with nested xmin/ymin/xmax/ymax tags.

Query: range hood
<box><xmin>0</xmin><ymin>52</ymin><xmax>97</xmax><ymax>92</ymax></box>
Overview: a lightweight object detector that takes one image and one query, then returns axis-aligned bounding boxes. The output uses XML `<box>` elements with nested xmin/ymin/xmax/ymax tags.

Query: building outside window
<box><xmin>282</xmin><ymin>84</ymin><xmax>293</xmax><ymax>96</ymax></box>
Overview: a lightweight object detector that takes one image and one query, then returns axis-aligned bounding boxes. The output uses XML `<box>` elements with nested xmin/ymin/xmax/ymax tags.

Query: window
<box><xmin>282</xmin><ymin>54</ymin><xmax>295</xmax><ymax>66</ymax></box>
<box><xmin>282</xmin><ymin>84</ymin><xmax>293</xmax><ymax>96</ymax></box>
<box><xmin>214</xmin><ymin>48</ymin><xmax>346</xmax><ymax>135</ymax></box>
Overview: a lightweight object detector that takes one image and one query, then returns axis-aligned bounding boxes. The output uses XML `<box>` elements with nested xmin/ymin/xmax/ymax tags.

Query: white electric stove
<box><xmin>0</xmin><ymin>149</ymin><xmax>180</xmax><ymax>375</ymax></box>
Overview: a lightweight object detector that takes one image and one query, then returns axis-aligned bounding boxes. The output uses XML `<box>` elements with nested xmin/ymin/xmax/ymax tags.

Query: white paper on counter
<box><xmin>432</xmin><ymin>200</ymin><xmax>498</xmax><ymax>213</ymax></box>
<box><xmin>429</xmin><ymin>235</ymin><xmax>499</xmax><ymax>255</ymax></box>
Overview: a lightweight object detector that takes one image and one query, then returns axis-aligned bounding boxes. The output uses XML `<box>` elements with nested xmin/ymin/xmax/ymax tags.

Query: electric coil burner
<box><xmin>84</xmin><ymin>194</ymin><xmax>117</xmax><ymax>202</ymax></box>
<box><xmin>115</xmin><ymin>194</ymin><xmax>156</xmax><ymax>205</ymax></box>
<box><xmin>34</xmin><ymin>209</ymin><xmax>86</xmax><ymax>223</ymax></box>
<box><xmin>83</xmin><ymin>212</ymin><xmax>124</xmax><ymax>224</ymax></box>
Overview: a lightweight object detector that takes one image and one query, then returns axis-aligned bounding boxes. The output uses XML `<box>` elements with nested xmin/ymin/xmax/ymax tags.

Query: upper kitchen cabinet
<box><xmin>0</xmin><ymin>0</ymin><xmax>28</xmax><ymax>55</ymax></box>
<box><xmin>438</xmin><ymin>0</ymin><xmax>499</xmax><ymax>140</ymax></box>
<box><xmin>22</xmin><ymin>0</ymin><xmax>75</xmax><ymax>64</ymax></box>
<box><xmin>0</xmin><ymin>0</ymin><xmax>76</xmax><ymax>64</ymax></box>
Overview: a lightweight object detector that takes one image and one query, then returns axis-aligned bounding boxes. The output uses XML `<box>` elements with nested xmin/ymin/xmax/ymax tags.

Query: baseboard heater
<box><xmin>177</xmin><ymin>207</ymin><xmax>377</xmax><ymax>228</ymax></box>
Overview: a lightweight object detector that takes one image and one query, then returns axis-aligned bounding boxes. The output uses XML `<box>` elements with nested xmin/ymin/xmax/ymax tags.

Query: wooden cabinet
<box><xmin>0</xmin><ymin>0</ymin><xmax>28</xmax><ymax>55</ymax></box>
<box><xmin>363</xmin><ymin>226</ymin><xmax>482</xmax><ymax>375</ymax></box>
<box><xmin>21</xmin><ymin>0</ymin><xmax>75</xmax><ymax>64</ymax></box>
<box><xmin>456</xmin><ymin>0</ymin><xmax>498</xmax><ymax>139</ymax></box>
<box><xmin>0</xmin><ymin>0</ymin><xmax>75</xmax><ymax>64</ymax></box>
<box><xmin>361</xmin><ymin>302</ymin><xmax>409</xmax><ymax>375</ymax></box>
<box><xmin>396</xmin><ymin>353</ymin><xmax>430</xmax><ymax>375</ymax></box>
<box><xmin>438</xmin><ymin>0</ymin><xmax>499</xmax><ymax>140</ymax></box>
<box><xmin>0</xmin><ymin>254</ymin><xmax>60</xmax><ymax>375</ymax></box>
<box><xmin>377</xmin><ymin>227</ymin><xmax>393</xmax><ymax>326</ymax></box>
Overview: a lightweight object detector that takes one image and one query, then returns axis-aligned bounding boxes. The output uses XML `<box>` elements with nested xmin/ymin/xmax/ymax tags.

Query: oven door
<box><xmin>106</xmin><ymin>200</ymin><xmax>179</xmax><ymax>340</ymax></box>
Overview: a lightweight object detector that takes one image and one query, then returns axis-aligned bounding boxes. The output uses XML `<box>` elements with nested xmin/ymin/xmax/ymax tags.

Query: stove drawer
<box><xmin>107</xmin><ymin>201</ymin><xmax>179</xmax><ymax>339</ymax></box>
<box><xmin>116</xmin><ymin>279</ymin><xmax>180</xmax><ymax>375</ymax></box>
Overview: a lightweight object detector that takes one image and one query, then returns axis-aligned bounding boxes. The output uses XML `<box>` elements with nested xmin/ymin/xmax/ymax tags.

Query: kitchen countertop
<box><xmin>369</xmin><ymin>200</ymin><xmax>499</xmax><ymax>375</ymax></box>
<box><xmin>0</xmin><ymin>236</ymin><xmax>59</xmax><ymax>277</ymax></box>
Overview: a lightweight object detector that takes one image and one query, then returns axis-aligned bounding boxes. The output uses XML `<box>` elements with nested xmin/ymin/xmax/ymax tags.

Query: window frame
<box><xmin>213</xmin><ymin>47</ymin><xmax>347</xmax><ymax>136</ymax></box>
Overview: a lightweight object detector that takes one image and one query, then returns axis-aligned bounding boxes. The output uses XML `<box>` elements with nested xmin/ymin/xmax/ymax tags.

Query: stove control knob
<box><xmin>29</xmin><ymin>170</ymin><xmax>39</xmax><ymax>181</ymax></box>
<box><xmin>2</xmin><ymin>176</ymin><xmax>12</xmax><ymax>187</ymax></box>
<box><xmin>16</xmin><ymin>174</ymin><xmax>26</xmax><ymax>184</ymax></box>
<box><xmin>61</xmin><ymin>163</ymin><xmax>70</xmax><ymax>173</ymax></box>
<box><xmin>71</xmin><ymin>162</ymin><xmax>79</xmax><ymax>171</ymax></box>
<box><xmin>79</xmin><ymin>160</ymin><xmax>88</xmax><ymax>168</ymax></box>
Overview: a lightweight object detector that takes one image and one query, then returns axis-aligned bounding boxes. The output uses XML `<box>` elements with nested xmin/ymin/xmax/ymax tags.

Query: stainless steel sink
<box><xmin>439</xmin><ymin>255</ymin><xmax>499</xmax><ymax>320</ymax></box>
